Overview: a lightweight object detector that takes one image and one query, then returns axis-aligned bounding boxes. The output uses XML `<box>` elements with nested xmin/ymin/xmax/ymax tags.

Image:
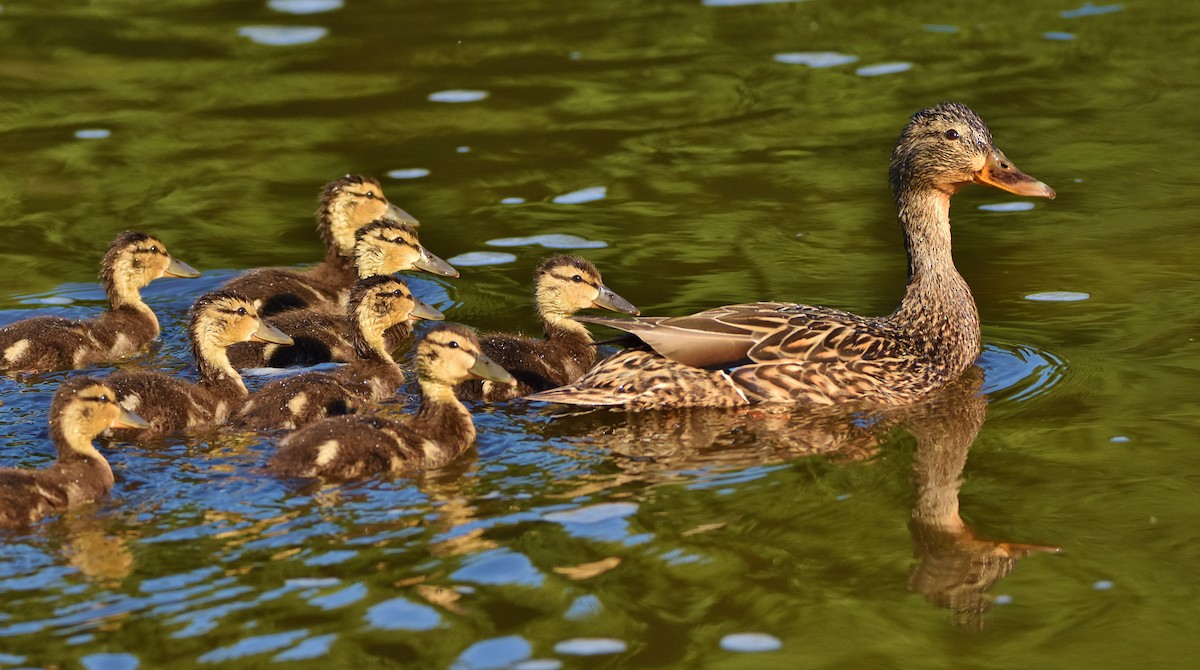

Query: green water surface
<box><xmin>1</xmin><ymin>0</ymin><xmax>1199</xmax><ymax>667</ymax></box>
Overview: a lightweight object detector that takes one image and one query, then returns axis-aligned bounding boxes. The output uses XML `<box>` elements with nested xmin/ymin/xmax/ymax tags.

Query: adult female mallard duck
<box><xmin>0</xmin><ymin>377</ymin><xmax>149</xmax><ymax>529</ymax></box>
<box><xmin>233</xmin><ymin>276</ymin><xmax>444</xmax><ymax>431</ymax></box>
<box><xmin>226</xmin><ymin>218</ymin><xmax>455</xmax><ymax>369</ymax></box>
<box><xmin>0</xmin><ymin>231</ymin><xmax>200</xmax><ymax>375</ymax></box>
<box><xmin>221</xmin><ymin>175</ymin><xmax>451</xmax><ymax>316</ymax></box>
<box><xmin>105</xmin><ymin>291</ymin><xmax>292</xmax><ymax>435</ymax></box>
<box><xmin>269</xmin><ymin>324</ymin><xmax>514</xmax><ymax>480</ymax></box>
<box><xmin>456</xmin><ymin>254</ymin><xmax>637</xmax><ymax>402</ymax></box>
<box><xmin>527</xmin><ymin>102</ymin><xmax>1055</xmax><ymax>409</ymax></box>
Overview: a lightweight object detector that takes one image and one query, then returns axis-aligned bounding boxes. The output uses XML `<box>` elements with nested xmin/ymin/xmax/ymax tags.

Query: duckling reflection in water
<box><xmin>269</xmin><ymin>324</ymin><xmax>514</xmax><ymax>481</ymax></box>
<box><xmin>456</xmin><ymin>254</ymin><xmax>638</xmax><ymax>403</ymax></box>
<box><xmin>234</xmin><ymin>276</ymin><xmax>444</xmax><ymax>431</ymax></box>
<box><xmin>0</xmin><ymin>231</ymin><xmax>199</xmax><ymax>375</ymax></box>
<box><xmin>0</xmin><ymin>377</ymin><xmax>148</xmax><ymax>529</ymax></box>
<box><xmin>105</xmin><ymin>291</ymin><xmax>293</xmax><ymax>436</ymax></box>
<box><xmin>227</xmin><ymin>218</ymin><xmax>455</xmax><ymax>369</ymax></box>
<box><xmin>222</xmin><ymin>175</ymin><xmax>444</xmax><ymax>317</ymax></box>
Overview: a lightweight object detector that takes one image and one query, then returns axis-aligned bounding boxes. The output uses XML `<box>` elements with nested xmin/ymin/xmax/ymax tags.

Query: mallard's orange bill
<box><xmin>973</xmin><ymin>149</ymin><xmax>1056</xmax><ymax>199</ymax></box>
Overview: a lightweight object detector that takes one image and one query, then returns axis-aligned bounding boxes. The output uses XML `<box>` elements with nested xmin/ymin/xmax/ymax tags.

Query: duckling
<box><xmin>222</xmin><ymin>175</ymin><xmax>453</xmax><ymax>316</ymax></box>
<box><xmin>233</xmin><ymin>276</ymin><xmax>444</xmax><ymax>431</ymax></box>
<box><xmin>225</xmin><ymin>218</ymin><xmax>455</xmax><ymax>369</ymax></box>
<box><xmin>456</xmin><ymin>254</ymin><xmax>638</xmax><ymax>402</ymax></box>
<box><xmin>0</xmin><ymin>231</ymin><xmax>200</xmax><ymax>375</ymax></box>
<box><xmin>105</xmin><ymin>291</ymin><xmax>293</xmax><ymax>435</ymax></box>
<box><xmin>269</xmin><ymin>324</ymin><xmax>515</xmax><ymax>480</ymax></box>
<box><xmin>0</xmin><ymin>377</ymin><xmax>149</xmax><ymax>529</ymax></box>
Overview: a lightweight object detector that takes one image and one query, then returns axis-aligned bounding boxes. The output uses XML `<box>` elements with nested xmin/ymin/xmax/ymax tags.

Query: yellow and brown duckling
<box><xmin>233</xmin><ymin>276</ymin><xmax>444</xmax><ymax>431</ymax></box>
<box><xmin>456</xmin><ymin>255</ymin><xmax>638</xmax><ymax>402</ymax></box>
<box><xmin>528</xmin><ymin>102</ymin><xmax>1055</xmax><ymax>410</ymax></box>
<box><xmin>105</xmin><ymin>291</ymin><xmax>293</xmax><ymax>435</ymax></box>
<box><xmin>269</xmin><ymin>324</ymin><xmax>515</xmax><ymax>480</ymax></box>
<box><xmin>222</xmin><ymin>175</ymin><xmax>450</xmax><ymax>316</ymax></box>
<box><xmin>0</xmin><ymin>231</ymin><xmax>200</xmax><ymax>375</ymax></box>
<box><xmin>0</xmin><ymin>377</ymin><xmax>149</xmax><ymax>529</ymax></box>
<box><xmin>226</xmin><ymin>218</ymin><xmax>455</xmax><ymax>369</ymax></box>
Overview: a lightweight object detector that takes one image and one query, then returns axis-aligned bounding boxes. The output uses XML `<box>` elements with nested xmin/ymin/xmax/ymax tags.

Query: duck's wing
<box><xmin>579</xmin><ymin>302</ymin><xmax>910</xmax><ymax>370</ymax></box>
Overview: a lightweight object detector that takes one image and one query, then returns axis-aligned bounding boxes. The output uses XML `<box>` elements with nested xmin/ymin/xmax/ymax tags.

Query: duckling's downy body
<box><xmin>456</xmin><ymin>255</ymin><xmax>637</xmax><ymax>402</ymax></box>
<box><xmin>0</xmin><ymin>377</ymin><xmax>148</xmax><ymax>529</ymax></box>
<box><xmin>528</xmin><ymin>103</ymin><xmax>1055</xmax><ymax>410</ymax></box>
<box><xmin>226</xmin><ymin>219</ymin><xmax>455</xmax><ymax>369</ymax></box>
<box><xmin>234</xmin><ymin>276</ymin><xmax>443</xmax><ymax>431</ymax></box>
<box><xmin>0</xmin><ymin>232</ymin><xmax>199</xmax><ymax>375</ymax></box>
<box><xmin>269</xmin><ymin>324</ymin><xmax>514</xmax><ymax>480</ymax></box>
<box><xmin>105</xmin><ymin>292</ymin><xmax>292</xmax><ymax>435</ymax></box>
<box><xmin>221</xmin><ymin>176</ymin><xmax>438</xmax><ymax>317</ymax></box>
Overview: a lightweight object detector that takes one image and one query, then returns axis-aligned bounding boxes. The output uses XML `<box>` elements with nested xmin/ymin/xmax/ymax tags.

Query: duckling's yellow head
<box><xmin>317</xmin><ymin>175</ymin><xmax>421</xmax><ymax>258</ymax></box>
<box><xmin>890</xmin><ymin>102</ymin><xmax>1054</xmax><ymax>200</ymax></box>
<box><xmin>101</xmin><ymin>231</ymin><xmax>200</xmax><ymax>306</ymax></box>
<box><xmin>51</xmin><ymin>376</ymin><xmax>148</xmax><ymax>447</ymax></box>
<box><xmin>352</xmin><ymin>219</ymin><xmax>458</xmax><ymax>278</ymax></box>
<box><xmin>534</xmin><ymin>255</ymin><xmax>639</xmax><ymax>319</ymax></box>
<box><xmin>415</xmin><ymin>324</ymin><xmax>514</xmax><ymax>388</ymax></box>
<box><xmin>188</xmin><ymin>291</ymin><xmax>293</xmax><ymax>362</ymax></box>
<box><xmin>350</xmin><ymin>275</ymin><xmax>444</xmax><ymax>333</ymax></box>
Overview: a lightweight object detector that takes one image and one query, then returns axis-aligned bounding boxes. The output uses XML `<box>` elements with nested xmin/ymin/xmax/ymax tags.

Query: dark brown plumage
<box><xmin>0</xmin><ymin>232</ymin><xmax>199</xmax><ymax>375</ymax></box>
<box><xmin>221</xmin><ymin>176</ymin><xmax>422</xmax><ymax>316</ymax></box>
<box><xmin>0</xmin><ymin>377</ymin><xmax>148</xmax><ymax>529</ymax></box>
<box><xmin>225</xmin><ymin>218</ymin><xmax>454</xmax><ymax>369</ymax></box>
<box><xmin>104</xmin><ymin>291</ymin><xmax>292</xmax><ymax>436</ymax></box>
<box><xmin>269</xmin><ymin>324</ymin><xmax>515</xmax><ymax>481</ymax></box>
<box><xmin>233</xmin><ymin>276</ymin><xmax>443</xmax><ymax>431</ymax></box>
<box><xmin>455</xmin><ymin>255</ymin><xmax>637</xmax><ymax>402</ymax></box>
<box><xmin>527</xmin><ymin>102</ymin><xmax>1056</xmax><ymax>409</ymax></box>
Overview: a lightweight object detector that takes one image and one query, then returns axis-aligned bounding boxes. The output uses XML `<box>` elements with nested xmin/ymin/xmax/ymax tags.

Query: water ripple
<box><xmin>979</xmin><ymin>343</ymin><xmax>1067</xmax><ymax>402</ymax></box>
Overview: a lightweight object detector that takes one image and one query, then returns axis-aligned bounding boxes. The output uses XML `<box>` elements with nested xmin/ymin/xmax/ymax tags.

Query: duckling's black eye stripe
<box><xmin>549</xmin><ymin>271</ymin><xmax>596</xmax><ymax>287</ymax></box>
<box><xmin>132</xmin><ymin>249</ymin><xmax>164</xmax><ymax>256</ymax></box>
<box><xmin>427</xmin><ymin>340</ymin><xmax>477</xmax><ymax>355</ymax></box>
<box><xmin>80</xmin><ymin>396</ymin><xmax>108</xmax><ymax>403</ymax></box>
<box><xmin>215</xmin><ymin>308</ymin><xmax>245</xmax><ymax>316</ymax></box>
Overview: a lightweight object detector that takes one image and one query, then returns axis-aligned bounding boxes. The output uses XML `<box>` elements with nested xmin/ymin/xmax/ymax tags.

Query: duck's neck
<box><xmin>196</xmin><ymin>343</ymin><xmax>248</xmax><ymax>397</ymax></box>
<box><xmin>412</xmin><ymin>380</ymin><xmax>474</xmax><ymax>468</ymax></box>
<box><xmin>108</xmin><ymin>283</ymin><xmax>159</xmax><ymax>335</ymax></box>
<box><xmin>541</xmin><ymin>305</ymin><xmax>592</xmax><ymax>345</ymax></box>
<box><xmin>889</xmin><ymin>187</ymin><xmax>980</xmax><ymax>372</ymax></box>
<box><xmin>51</xmin><ymin>423</ymin><xmax>113</xmax><ymax>483</ymax></box>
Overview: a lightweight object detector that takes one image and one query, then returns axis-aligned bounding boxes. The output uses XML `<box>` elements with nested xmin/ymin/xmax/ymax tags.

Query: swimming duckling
<box><xmin>456</xmin><ymin>255</ymin><xmax>638</xmax><ymax>402</ymax></box>
<box><xmin>0</xmin><ymin>377</ymin><xmax>149</xmax><ymax>530</ymax></box>
<box><xmin>269</xmin><ymin>324</ymin><xmax>515</xmax><ymax>480</ymax></box>
<box><xmin>234</xmin><ymin>276</ymin><xmax>444</xmax><ymax>431</ymax></box>
<box><xmin>105</xmin><ymin>291</ymin><xmax>293</xmax><ymax>435</ymax></box>
<box><xmin>222</xmin><ymin>175</ymin><xmax>452</xmax><ymax>316</ymax></box>
<box><xmin>0</xmin><ymin>231</ymin><xmax>200</xmax><ymax>375</ymax></box>
<box><xmin>226</xmin><ymin>218</ymin><xmax>455</xmax><ymax>369</ymax></box>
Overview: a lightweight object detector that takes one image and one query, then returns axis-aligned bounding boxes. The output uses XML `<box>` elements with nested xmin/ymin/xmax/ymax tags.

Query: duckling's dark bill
<box><xmin>387</xmin><ymin>203</ymin><xmax>420</xmax><ymax>228</ymax></box>
<box><xmin>411</xmin><ymin>299</ymin><xmax>445</xmax><ymax>321</ymax></box>
<box><xmin>414</xmin><ymin>248</ymin><xmax>459</xmax><ymax>278</ymax></box>
<box><xmin>253</xmin><ymin>321</ymin><xmax>294</xmax><ymax>345</ymax></box>
<box><xmin>165</xmin><ymin>257</ymin><xmax>201</xmax><ymax>278</ymax></box>
<box><xmin>973</xmin><ymin>149</ymin><xmax>1056</xmax><ymax>199</ymax></box>
<box><xmin>592</xmin><ymin>285</ymin><xmax>639</xmax><ymax>315</ymax></box>
<box><xmin>112</xmin><ymin>407</ymin><xmax>151</xmax><ymax>430</ymax></box>
<box><xmin>470</xmin><ymin>353</ymin><xmax>516</xmax><ymax>385</ymax></box>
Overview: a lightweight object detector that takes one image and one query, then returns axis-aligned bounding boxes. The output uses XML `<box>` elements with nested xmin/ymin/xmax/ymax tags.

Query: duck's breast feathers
<box><xmin>579</xmin><ymin>302</ymin><xmax>905</xmax><ymax>370</ymax></box>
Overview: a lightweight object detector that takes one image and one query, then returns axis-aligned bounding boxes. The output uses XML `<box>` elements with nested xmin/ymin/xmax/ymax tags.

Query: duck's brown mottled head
<box><xmin>890</xmin><ymin>102</ymin><xmax>1054</xmax><ymax>200</ymax></box>
<box><xmin>317</xmin><ymin>175</ymin><xmax>421</xmax><ymax>258</ymax></box>
<box><xmin>352</xmin><ymin>219</ymin><xmax>458</xmax><ymax>278</ymax></box>
<box><xmin>188</xmin><ymin>291</ymin><xmax>293</xmax><ymax>363</ymax></box>
<box><xmin>534</xmin><ymin>255</ymin><xmax>638</xmax><ymax>320</ymax></box>
<box><xmin>350</xmin><ymin>275</ymin><xmax>443</xmax><ymax>336</ymax></box>
<box><xmin>101</xmin><ymin>231</ymin><xmax>200</xmax><ymax>307</ymax></box>
<box><xmin>415</xmin><ymin>324</ymin><xmax>514</xmax><ymax>388</ymax></box>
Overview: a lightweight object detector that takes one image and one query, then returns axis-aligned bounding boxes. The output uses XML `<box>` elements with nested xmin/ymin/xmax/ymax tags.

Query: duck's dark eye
<box><xmin>944</xmin><ymin>129</ymin><xmax>960</xmax><ymax>141</ymax></box>
<box><xmin>237</xmin><ymin>307</ymin><xmax>248</xmax><ymax>316</ymax></box>
<box><xmin>448</xmin><ymin>340</ymin><xmax>460</xmax><ymax>349</ymax></box>
<box><xmin>99</xmin><ymin>394</ymin><xmax>110</xmax><ymax>403</ymax></box>
<box><xmin>150</xmin><ymin>245</ymin><xmax>160</xmax><ymax>254</ymax></box>
<box><xmin>364</xmin><ymin>191</ymin><xmax>377</xmax><ymax>199</ymax></box>
<box><xmin>572</xmin><ymin>274</ymin><xmax>585</xmax><ymax>283</ymax></box>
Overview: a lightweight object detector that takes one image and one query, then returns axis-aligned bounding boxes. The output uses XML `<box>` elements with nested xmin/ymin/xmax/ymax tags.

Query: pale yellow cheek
<box><xmin>4</xmin><ymin>339</ymin><xmax>30</xmax><ymax>363</ymax></box>
<box><xmin>288</xmin><ymin>393</ymin><xmax>308</xmax><ymax>416</ymax></box>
